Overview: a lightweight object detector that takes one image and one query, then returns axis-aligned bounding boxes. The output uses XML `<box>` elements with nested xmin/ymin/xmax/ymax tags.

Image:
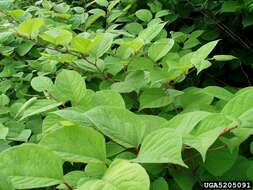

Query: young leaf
<box><xmin>18</xmin><ymin>18</ymin><xmax>44</xmax><ymax>38</ymax></box>
<box><xmin>139</xmin><ymin>22</ymin><xmax>166</xmax><ymax>44</ymax></box>
<box><xmin>89</xmin><ymin>33</ymin><xmax>114</xmax><ymax>58</ymax></box>
<box><xmin>0</xmin><ymin>144</ymin><xmax>63</xmax><ymax>189</ymax></box>
<box><xmin>31</xmin><ymin>76</ymin><xmax>53</xmax><ymax>92</ymax></box>
<box><xmin>39</xmin><ymin>28</ymin><xmax>73</xmax><ymax>46</ymax></box>
<box><xmin>148</xmin><ymin>38</ymin><xmax>174</xmax><ymax>62</ymax></box>
<box><xmin>136</xmin><ymin>9</ymin><xmax>153</xmax><ymax>22</ymax></box>
<box><xmin>71</xmin><ymin>36</ymin><xmax>92</xmax><ymax>55</ymax></box>
<box><xmin>40</xmin><ymin>125</ymin><xmax>106</xmax><ymax>163</ymax></box>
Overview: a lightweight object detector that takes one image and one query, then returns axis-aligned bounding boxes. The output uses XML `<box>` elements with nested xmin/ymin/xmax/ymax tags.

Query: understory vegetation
<box><xmin>1</xmin><ymin>0</ymin><xmax>253</xmax><ymax>189</ymax></box>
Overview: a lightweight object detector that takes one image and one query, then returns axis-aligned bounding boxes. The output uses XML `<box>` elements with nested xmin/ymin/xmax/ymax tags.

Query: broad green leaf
<box><xmin>71</xmin><ymin>36</ymin><xmax>92</xmax><ymax>55</ymax></box>
<box><xmin>222</xmin><ymin>88</ymin><xmax>253</xmax><ymax>117</ymax></box>
<box><xmin>18</xmin><ymin>18</ymin><xmax>44</xmax><ymax>38</ymax></box>
<box><xmin>164</xmin><ymin>111</ymin><xmax>211</xmax><ymax>135</ymax></box>
<box><xmin>148</xmin><ymin>38</ymin><xmax>174</xmax><ymax>62</ymax></box>
<box><xmin>135</xmin><ymin>128</ymin><xmax>186</xmax><ymax>167</ymax></box>
<box><xmin>31</xmin><ymin>76</ymin><xmax>53</xmax><ymax>92</ymax></box>
<box><xmin>91</xmin><ymin>90</ymin><xmax>125</xmax><ymax>109</ymax></box>
<box><xmin>16</xmin><ymin>40</ymin><xmax>34</xmax><ymax>56</ymax></box>
<box><xmin>139</xmin><ymin>115</ymin><xmax>168</xmax><ymax>137</ymax></box>
<box><xmin>103</xmin><ymin>160</ymin><xmax>150</xmax><ymax>190</ymax></box>
<box><xmin>84</xmin><ymin>106</ymin><xmax>146</xmax><ymax>148</ymax></box>
<box><xmin>54</xmin><ymin>2</ymin><xmax>70</xmax><ymax>13</ymax></box>
<box><xmin>79</xmin><ymin>160</ymin><xmax>150</xmax><ymax>190</ymax></box>
<box><xmin>40</xmin><ymin>125</ymin><xmax>106</xmax><ymax>163</ymax></box>
<box><xmin>0</xmin><ymin>173</ymin><xmax>14</xmax><ymax>190</ymax></box>
<box><xmin>95</xmin><ymin>0</ymin><xmax>108</xmax><ymax>6</ymax></box>
<box><xmin>139</xmin><ymin>22</ymin><xmax>166</xmax><ymax>44</ymax></box>
<box><xmin>139</xmin><ymin>88</ymin><xmax>180</xmax><ymax>110</ymax></box>
<box><xmin>39</xmin><ymin>28</ymin><xmax>72</xmax><ymax>45</ymax></box>
<box><xmin>184</xmin><ymin>114</ymin><xmax>235</xmax><ymax>160</ymax></box>
<box><xmin>89</xmin><ymin>33</ymin><xmax>113</xmax><ymax>58</ymax></box>
<box><xmin>85</xmin><ymin>9</ymin><xmax>106</xmax><ymax>29</ymax></box>
<box><xmin>78</xmin><ymin>179</ymin><xmax>117</xmax><ymax>190</ymax></box>
<box><xmin>151</xmin><ymin>177</ymin><xmax>168</xmax><ymax>190</ymax></box>
<box><xmin>175</xmin><ymin>87</ymin><xmax>214</xmax><ymax>111</ymax></box>
<box><xmin>111</xmin><ymin>71</ymin><xmax>146</xmax><ymax>93</ymax></box>
<box><xmin>0</xmin><ymin>144</ymin><xmax>63</xmax><ymax>189</ymax></box>
<box><xmin>204</xmin><ymin>145</ymin><xmax>238</xmax><ymax>176</ymax></box>
<box><xmin>203</xmin><ymin>86</ymin><xmax>234</xmax><ymax>101</ymax></box>
<box><xmin>85</xmin><ymin>163</ymin><xmax>107</xmax><ymax>178</ymax></box>
<box><xmin>52</xmin><ymin>69</ymin><xmax>86</xmax><ymax>104</ymax></box>
<box><xmin>136</xmin><ymin>9</ymin><xmax>153</xmax><ymax>22</ymax></box>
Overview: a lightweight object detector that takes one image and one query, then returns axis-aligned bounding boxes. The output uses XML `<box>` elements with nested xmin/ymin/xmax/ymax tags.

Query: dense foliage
<box><xmin>1</xmin><ymin>0</ymin><xmax>253</xmax><ymax>189</ymax></box>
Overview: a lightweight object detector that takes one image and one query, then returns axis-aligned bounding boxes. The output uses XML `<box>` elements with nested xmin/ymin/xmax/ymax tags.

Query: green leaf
<box><xmin>19</xmin><ymin>99</ymin><xmax>62</xmax><ymax>121</ymax></box>
<box><xmin>71</xmin><ymin>36</ymin><xmax>92</xmax><ymax>55</ymax></box>
<box><xmin>139</xmin><ymin>88</ymin><xmax>181</xmax><ymax>110</ymax></box>
<box><xmin>135</xmin><ymin>128</ymin><xmax>186</xmax><ymax>167</ymax></box>
<box><xmin>52</xmin><ymin>69</ymin><xmax>86</xmax><ymax>104</ymax></box>
<box><xmin>31</xmin><ymin>76</ymin><xmax>53</xmax><ymax>92</ymax></box>
<box><xmin>212</xmin><ymin>55</ymin><xmax>237</xmax><ymax>61</ymax></box>
<box><xmin>140</xmin><ymin>115</ymin><xmax>169</xmax><ymax>137</ymax></box>
<box><xmin>95</xmin><ymin>0</ymin><xmax>108</xmax><ymax>6</ymax></box>
<box><xmin>222</xmin><ymin>88</ymin><xmax>253</xmax><ymax>117</ymax></box>
<box><xmin>85</xmin><ymin>163</ymin><xmax>107</xmax><ymax>178</ymax></box>
<box><xmin>151</xmin><ymin>177</ymin><xmax>168</xmax><ymax>190</ymax></box>
<box><xmin>203</xmin><ymin>86</ymin><xmax>234</xmax><ymax>101</ymax></box>
<box><xmin>57</xmin><ymin>171</ymin><xmax>88</xmax><ymax>189</ymax></box>
<box><xmin>18</xmin><ymin>18</ymin><xmax>44</xmax><ymax>38</ymax></box>
<box><xmin>39</xmin><ymin>28</ymin><xmax>73</xmax><ymax>46</ymax></box>
<box><xmin>164</xmin><ymin>111</ymin><xmax>211</xmax><ymax>135</ymax></box>
<box><xmin>220</xmin><ymin>1</ymin><xmax>241</xmax><ymax>13</ymax></box>
<box><xmin>191</xmin><ymin>40</ymin><xmax>219</xmax><ymax>71</ymax></box>
<box><xmin>40</xmin><ymin>125</ymin><xmax>106</xmax><ymax>163</ymax></box>
<box><xmin>89</xmin><ymin>33</ymin><xmax>114</xmax><ymax>58</ymax></box>
<box><xmin>204</xmin><ymin>145</ymin><xmax>238</xmax><ymax>176</ymax></box>
<box><xmin>136</xmin><ymin>9</ymin><xmax>153</xmax><ymax>22</ymax></box>
<box><xmin>16</xmin><ymin>40</ymin><xmax>34</xmax><ymax>56</ymax></box>
<box><xmin>148</xmin><ymin>38</ymin><xmax>174</xmax><ymax>62</ymax></box>
<box><xmin>0</xmin><ymin>173</ymin><xmax>14</xmax><ymax>190</ymax></box>
<box><xmin>0</xmin><ymin>144</ymin><xmax>63</xmax><ymax>189</ymax></box>
<box><xmin>111</xmin><ymin>71</ymin><xmax>146</xmax><ymax>93</ymax></box>
<box><xmin>139</xmin><ymin>22</ymin><xmax>166</xmax><ymax>44</ymax></box>
<box><xmin>78</xmin><ymin>180</ymin><xmax>117</xmax><ymax>190</ymax></box>
<box><xmin>90</xmin><ymin>90</ymin><xmax>125</xmax><ymax>109</ymax></box>
<box><xmin>184</xmin><ymin>114</ymin><xmax>235</xmax><ymax>160</ymax></box>
<box><xmin>79</xmin><ymin>160</ymin><xmax>149</xmax><ymax>190</ymax></box>
<box><xmin>84</xmin><ymin>106</ymin><xmax>146</xmax><ymax>148</ymax></box>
